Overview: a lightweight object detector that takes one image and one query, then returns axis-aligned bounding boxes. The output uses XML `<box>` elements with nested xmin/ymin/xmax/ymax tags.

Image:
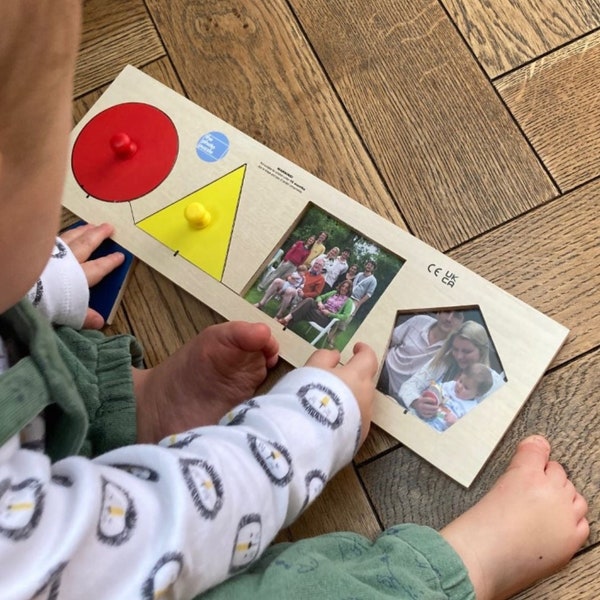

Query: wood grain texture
<box><xmin>75</xmin><ymin>0</ymin><xmax>164</xmax><ymax>97</ymax></box>
<box><xmin>290</xmin><ymin>0</ymin><xmax>557</xmax><ymax>250</ymax></box>
<box><xmin>441</xmin><ymin>0</ymin><xmax>600</xmax><ymax>78</ymax></box>
<box><xmin>449</xmin><ymin>183</ymin><xmax>600</xmax><ymax>365</ymax></box>
<box><xmin>355</xmin><ymin>424</ymin><xmax>400</xmax><ymax>464</ymax></box>
<box><xmin>68</xmin><ymin>2</ymin><xmax>599</xmax><ymax>596</ymax></box>
<box><xmin>127</xmin><ymin>269</ymin><xmax>234</xmax><ymax>365</ymax></box>
<box><xmin>496</xmin><ymin>30</ymin><xmax>600</xmax><ymax>191</ymax></box>
<box><xmin>74</xmin><ymin>57</ymin><xmax>188</xmax><ymax>124</ymax></box>
<box><xmin>359</xmin><ymin>349</ymin><xmax>599</xmax><ymax>545</ymax></box>
<box><xmin>144</xmin><ymin>0</ymin><xmax>404</xmax><ymax>229</ymax></box>
<box><xmin>513</xmin><ymin>544</ymin><xmax>600</xmax><ymax>599</ymax></box>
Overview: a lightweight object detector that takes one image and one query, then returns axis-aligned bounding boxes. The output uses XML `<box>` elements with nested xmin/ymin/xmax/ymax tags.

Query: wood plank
<box><xmin>144</xmin><ymin>0</ymin><xmax>404</xmax><ymax>229</ymax></box>
<box><xmin>68</xmin><ymin>59</ymin><xmax>573</xmax><ymax>485</ymax></box>
<box><xmin>71</xmin><ymin>60</ymin><xmax>299</xmax><ymax>392</ymax></box>
<box><xmin>449</xmin><ymin>182</ymin><xmax>600</xmax><ymax>365</ymax></box>
<box><xmin>290</xmin><ymin>0</ymin><xmax>557</xmax><ymax>250</ymax></box>
<box><xmin>441</xmin><ymin>0</ymin><xmax>600</xmax><ymax>78</ymax></box>
<box><xmin>75</xmin><ymin>0</ymin><xmax>164</xmax><ymax>97</ymax></box>
<box><xmin>355</xmin><ymin>425</ymin><xmax>400</xmax><ymax>464</ymax></box>
<box><xmin>75</xmin><ymin>60</ymin><xmax>187</xmax><ymax>115</ymax></box>
<box><xmin>74</xmin><ymin>55</ymin><xmax>387</xmax><ymax>490</ymax></box>
<box><xmin>358</xmin><ymin>349</ymin><xmax>599</xmax><ymax>544</ymax></box>
<box><xmin>73</xmin><ymin>58</ymin><xmax>187</xmax><ymax>125</ymax></box>
<box><xmin>117</xmin><ymin>262</ymin><xmax>196</xmax><ymax>367</ymax></box>
<box><xmin>496</xmin><ymin>30</ymin><xmax>600</xmax><ymax>191</ymax></box>
<box><xmin>354</xmin><ymin>231</ymin><xmax>600</xmax><ymax>466</ymax></box>
<box><xmin>513</xmin><ymin>545</ymin><xmax>600</xmax><ymax>599</ymax></box>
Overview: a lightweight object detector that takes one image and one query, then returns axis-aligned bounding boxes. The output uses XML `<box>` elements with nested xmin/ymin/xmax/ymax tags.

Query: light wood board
<box><xmin>62</xmin><ymin>66</ymin><xmax>568</xmax><ymax>487</ymax></box>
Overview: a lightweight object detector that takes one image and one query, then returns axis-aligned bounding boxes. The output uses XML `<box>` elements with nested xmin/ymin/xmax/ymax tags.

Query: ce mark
<box><xmin>428</xmin><ymin>264</ymin><xmax>443</xmax><ymax>277</ymax></box>
<box><xmin>428</xmin><ymin>264</ymin><xmax>458</xmax><ymax>287</ymax></box>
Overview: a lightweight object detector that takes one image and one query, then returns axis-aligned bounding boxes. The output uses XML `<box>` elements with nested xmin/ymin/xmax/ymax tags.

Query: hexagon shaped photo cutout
<box><xmin>377</xmin><ymin>307</ymin><xmax>506</xmax><ymax>433</ymax></box>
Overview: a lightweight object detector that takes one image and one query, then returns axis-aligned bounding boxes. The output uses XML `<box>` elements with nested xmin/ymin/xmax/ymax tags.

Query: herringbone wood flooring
<box><xmin>68</xmin><ymin>2</ymin><xmax>600</xmax><ymax>597</ymax></box>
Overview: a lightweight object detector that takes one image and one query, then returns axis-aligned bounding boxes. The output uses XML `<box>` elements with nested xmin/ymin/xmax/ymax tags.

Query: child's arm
<box><xmin>0</xmin><ymin>341</ymin><xmax>375</xmax><ymax>597</ymax></box>
<box><xmin>315</xmin><ymin>290</ymin><xmax>335</xmax><ymax>305</ymax></box>
<box><xmin>26</xmin><ymin>223</ymin><xmax>124</xmax><ymax>329</ymax></box>
<box><xmin>26</xmin><ymin>237</ymin><xmax>89</xmax><ymax>328</ymax></box>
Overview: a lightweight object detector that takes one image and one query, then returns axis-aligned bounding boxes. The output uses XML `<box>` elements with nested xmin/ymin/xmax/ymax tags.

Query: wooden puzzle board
<box><xmin>62</xmin><ymin>66</ymin><xmax>568</xmax><ymax>487</ymax></box>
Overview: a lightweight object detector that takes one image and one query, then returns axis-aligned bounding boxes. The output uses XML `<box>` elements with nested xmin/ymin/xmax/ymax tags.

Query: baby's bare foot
<box><xmin>441</xmin><ymin>435</ymin><xmax>589</xmax><ymax>600</ymax></box>
<box><xmin>135</xmin><ymin>321</ymin><xmax>279</xmax><ymax>443</ymax></box>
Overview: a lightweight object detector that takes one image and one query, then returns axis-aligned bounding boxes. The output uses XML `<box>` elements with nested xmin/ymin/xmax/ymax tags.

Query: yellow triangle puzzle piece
<box><xmin>137</xmin><ymin>164</ymin><xmax>246</xmax><ymax>280</ymax></box>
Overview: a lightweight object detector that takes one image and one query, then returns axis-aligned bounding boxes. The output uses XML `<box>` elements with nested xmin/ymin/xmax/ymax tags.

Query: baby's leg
<box><xmin>274</xmin><ymin>288</ymin><xmax>297</xmax><ymax>318</ymax></box>
<box><xmin>325</xmin><ymin>321</ymin><xmax>340</xmax><ymax>346</ymax></box>
<box><xmin>135</xmin><ymin>322</ymin><xmax>279</xmax><ymax>443</ymax></box>
<box><xmin>441</xmin><ymin>435</ymin><xmax>589</xmax><ymax>600</ymax></box>
<box><xmin>256</xmin><ymin>279</ymin><xmax>284</xmax><ymax>308</ymax></box>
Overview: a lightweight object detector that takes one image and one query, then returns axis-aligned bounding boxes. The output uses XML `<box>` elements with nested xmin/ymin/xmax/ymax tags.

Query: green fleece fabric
<box><xmin>0</xmin><ymin>299</ymin><xmax>142</xmax><ymax>459</ymax></box>
<box><xmin>200</xmin><ymin>525</ymin><xmax>474</xmax><ymax>599</ymax></box>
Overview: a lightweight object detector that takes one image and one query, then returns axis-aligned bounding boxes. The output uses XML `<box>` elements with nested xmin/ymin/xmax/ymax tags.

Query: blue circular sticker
<box><xmin>196</xmin><ymin>131</ymin><xmax>230</xmax><ymax>162</ymax></box>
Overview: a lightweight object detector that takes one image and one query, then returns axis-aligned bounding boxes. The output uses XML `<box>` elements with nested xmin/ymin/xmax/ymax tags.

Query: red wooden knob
<box><xmin>110</xmin><ymin>132</ymin><xmax>137</xmax><ymax>159</ymax></box>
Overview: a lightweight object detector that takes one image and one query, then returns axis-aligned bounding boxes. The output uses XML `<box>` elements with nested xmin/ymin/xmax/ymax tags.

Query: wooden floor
<box><xmin>70</xmin><ymin>1</ymin><xmax>599</xmax><ymax>597</ymax></box>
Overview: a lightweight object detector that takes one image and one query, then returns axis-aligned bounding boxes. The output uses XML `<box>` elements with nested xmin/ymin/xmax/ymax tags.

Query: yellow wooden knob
<box><xmin>184</xmin><ymin>202</ymin><xmax>212</xmax><ymax>229</ymax></box>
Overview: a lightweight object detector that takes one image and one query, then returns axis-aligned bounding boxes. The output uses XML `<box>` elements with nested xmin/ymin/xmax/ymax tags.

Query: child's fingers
<box><xmin>305</xmin><ymin>343</ymin><xmax>377</xmax><ymax>378</ymax></box>
<box><xmin>343</xmin><ymin>342</ymin><xmax>378</xmax><ymax>379</ymax></box>
<box><xmin>304</xmin><ymin>348</ymin><xmax>341</xmax><ymax>369</ymax></box>
<box><xmin>81</xmin><ymin>252</ymin><xmax>125</xmax><ymax>286</ymax></box>
<box><xmin>60</xmin><ymin>223</ymin><xmax>95</xmax><ymax>244</ymax></box>
<box><xmin>62</xmin><ymin>223</ymin><xmax>115</xmax><ymax>262</ymax></box>
<box><xmin>414</xmin><ymin>396</ymin><xmax>438</xmax><ymax>418</ymax></box>
<box><xmin>262</xmin><ymin>335</ymin><xmax>280</xmax><ymax>368</ymax></box>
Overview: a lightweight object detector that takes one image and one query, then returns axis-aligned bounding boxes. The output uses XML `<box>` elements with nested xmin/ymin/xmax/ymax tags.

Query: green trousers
<box><xmin>201</xmin><ymin>524</ymin><xmax>474</xmax><ymax>599</ymax></box>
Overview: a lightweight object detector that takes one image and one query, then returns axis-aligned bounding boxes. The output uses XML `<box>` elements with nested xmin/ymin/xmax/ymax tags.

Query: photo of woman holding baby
<box><xmin>398</xmin><ymin>320</ymin><xmax>506</xmax><ymax>427</ymax></box>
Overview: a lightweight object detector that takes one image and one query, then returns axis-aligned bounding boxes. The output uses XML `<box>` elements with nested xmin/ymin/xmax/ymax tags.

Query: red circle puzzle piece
<box><xmin>72</xmin><ymin>102</ymin><xmax>179</xmax><ymax>202</ymax></box>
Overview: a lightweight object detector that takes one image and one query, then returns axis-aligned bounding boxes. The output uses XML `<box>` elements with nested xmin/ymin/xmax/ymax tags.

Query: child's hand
<box><xmin>305</xmin><ymin>342</ymin><xmax>377</xmax><ymax>444</ymax></box>
<box><xmin>61</xmin><ymin>223</ymin><xmax>125</xmax><ymax>329</ymax></box>
<box><xmin>445</xmin><ymin>412</ymin><xmax>458</xmax><ymax>426</ymax></box>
